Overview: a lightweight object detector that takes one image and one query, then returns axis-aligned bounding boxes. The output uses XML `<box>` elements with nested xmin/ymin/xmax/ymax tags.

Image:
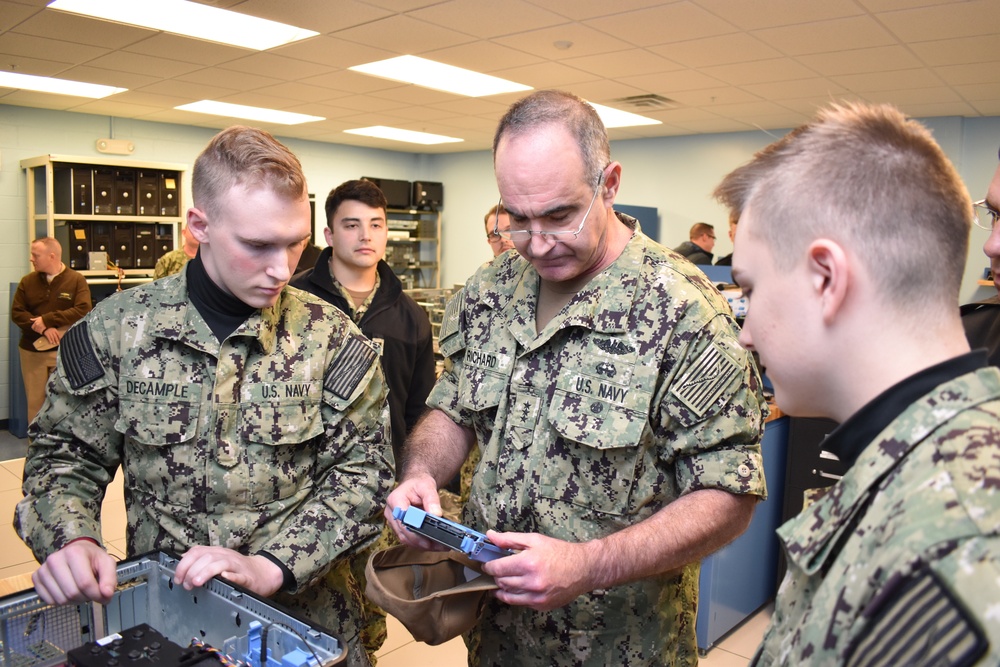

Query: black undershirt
<box><xmin>185</xmin><ymin>252</ymin><xmax>256</xmax><ymax>341</ymax></box>
<box><xmin>183</xmin><ymin>252</ymin><xmax>296</xmax><ymax>591</ymax></box>
<box><xmin>822</xmin><ymin>351</ymin><xmax>987</xmax><ymax>467</ymax></box>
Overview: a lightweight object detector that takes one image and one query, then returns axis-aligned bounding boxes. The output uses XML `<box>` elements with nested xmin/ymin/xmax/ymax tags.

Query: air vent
<box><xmin>612</xmin><ymin>94</ymin><xmax>679</xmax><ymax>110</ymax></box>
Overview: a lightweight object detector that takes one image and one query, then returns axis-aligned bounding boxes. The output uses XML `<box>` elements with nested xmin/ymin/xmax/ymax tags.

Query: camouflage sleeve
<box><xmin>257</xmin><ymin>330</ymin><xmax>394</xmax><ymax>593</ymax></box>
<box><xmin>655</xmin><ymin>310</ymin><xmax>768</xmax><ymax>500</ymax></box>
<box><xmin>425</xmin><ymin>287</ymin><xmax>475</xmax><ymax>428</ymax></box>
<box><xmin>14</xmin><ymin>313</ymin><xmax>123</xmax><ymax>562</ymax></box>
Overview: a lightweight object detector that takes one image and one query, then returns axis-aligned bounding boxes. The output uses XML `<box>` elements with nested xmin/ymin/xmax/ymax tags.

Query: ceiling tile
<box><xmin>667</xmin><ymin>86</ymin><xmax>763</xmax><ymax>107</ymax></box>
<box><xmin>409</xmin><ymin>0</ymin><xmax>568</xmax><ymax>39</ymax></box>
<box><xmin>524</xmin><ymin>0</ymin><xmax>667</xmax><ymax>21</ymax></box>
<box><xmin>332</xmin><ymin>14</ymin><xmax>477</xmax><ymax>55</ymax></box>
<box><xmin>424</xmin><ymin>41</ymin><xmax>545</xmax><ymax>74</ymax></box>
<box><xmin>876</xmin><ymin>0</ymin><xmax>1000</xmax><ymax>41</ymax></box>
<box><xmin>954</xmin><ymin>81</ymin><xmax>1000</xmax><ymax>102</ymax></box>
<box><xmin>694</xmin><ymin>0</ymin><xmax>864</xmax><ymax>30</ymax></box>
<box><xmin>751</xmin><ymin>15</ymin><xmax>898</xmax><ymax>55</ymax></box>
<box><xmin>0</xmin><ymin>32</ymin><xmax>108</xmax><ymax>67</ymax></box>
<box><xmin>65</xmin><ymin>98</ymin><xmax>163</xmax><ymax>117</ymax></box>
<box><xmin>86</xmin><ymin>51</ymin><xmax>203</xmax><ymax>79</ymax></box>
<box><xmin>832</xmin><ymin>68</ymin><xmax>943</xmax><ymax>92</ymax></box>
<box><xmin>298</xmin><ymin>70</ymin><xmax>408</xmax><ymax>94</ymax></box>
<box><xmin>231</xmin><ymin>0</ymin><xmax>393</xmax><ymax>33</ymax></box>
<box><xmin>57</xmin><ymin>65</ymin><xmax>158</xmax><ymax>89</ymax></box>
<box><xmin>122</xmin><ymin>34</ymin><xmax>249</xmax><ymax>67</ymax></box>
<box><xmin>796</xmin><ymin>45</ymin><xmax>922</xmax><ymax>76</ymax></box>
<box><xmin>137</xmin><ymin>79</ymin><xmax>239</xmax><ymax>102</ymax></box>
<box><xmin>367</xmin><ymin>84</ymin><xmax>462</xmax><ymax>106</ymax></box>
<box><xmin>650</xmin><ymin>33</ymin><xmax>782</xmax><ymax>68</ymax></box>
<box><xmin>13</xmin><ymin>8</ymin><xmax>151</xmax><ymax>49</ymax></box>
<box><xmin>0</xmin><ymin>53</ymin><xmax>73</xmax><ymax>77</ymax></box>
<box><xmin>909</xmin><ymin>38</ymin><xmax>1000</xmax><ymax>68</ymax></box>
<box><xmin>561</xmin><ymin>49</ymin><xmax>683</xmax><ymax>78</ymax></box>
<box><xmin>175</xmin><ymin>67</ymin><xmax>284</xmax><ymax>91</ymax></box>
<box><xmin>253</xmin><ymin>81</ymin><xmax>345</xmax><ymax>103</ymax></box>
<box><xmin>492</xmin><ymin>22</ymin><xmax>632</xmax><ymax>60</ymax></box>
<box><xmin>933</xmin><ymin>62</ymin><xmax>1000</xmax><ymax>86</ymax></box>
<box><xmin>586</xmin><ymin>2</ymin><xmax>738</xmax><ymax>47</ymax></box>
<box><xmin>869</xmin><ymin>86</ymin><xmax>962</xmax><ymax>105</ymax></box>
<box><xmin>492</xmin><ymin>61</ymin><xmax>600</xmax><ymax>89</ymax></box>
<box><xmin>572</xmin><ymin>80</ymin><xmax>652</xmax><ymax>104</ymax></box>
<box><xmin>699</xmin><ymin>58</ymin><xmax>816</xmax><ymax>85</ymax></box>
<box><xmin>0</xmin><ymin>1</ymin><xmax>41</xmax><ymax>32</ymax></box>
<box><xmin>216</xmin><ymin>53</ymin><xmax>335</xmax><ymax>81</ymax></box>
<box><xmin>270</xmin><ymin>35</ymin><xmax>396</xmax><ymax>70</ymax></box>
<box><xmin>0</xmin><ymin>89</ymin><xmax>82</xmax><ymax>109</ymax></box>
<box><xmin>741</xmin><ymin>78</ymin><xmax>848</xmax><ymax>101</ymax></box>
<box><xmin>618</xmin><ymin>68</ymin><xmax>728</xmax><ymax>94</ymax></box>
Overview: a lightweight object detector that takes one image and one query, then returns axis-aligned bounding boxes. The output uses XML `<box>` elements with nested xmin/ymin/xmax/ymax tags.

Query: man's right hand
<box><xmin>385</xmin><ymin>473</ymin><xmax>448</xmax><ymax>550</ymax></box>
<box><xmin>32</xmin><ymin>539</ymin><xmax>117</xmax><ymax>605</ymax></box>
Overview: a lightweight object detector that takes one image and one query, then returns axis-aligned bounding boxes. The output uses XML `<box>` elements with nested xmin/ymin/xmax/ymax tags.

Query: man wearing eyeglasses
<box><xmin>673</xmin><ymin>222</ymin><xmax>717</xmax><ymax>265</ymax></box>
<box><xmin>386</xmin><ymin>90</ymin><xmax>767</xmax><ymax>666</ymax></box>
<box><xmin>961</xmin><ymin>147</ymin><xmax>1000</xmax><ymax>367</ymax></box>
<box><xmin>484</xmin><ymin>203</ymin><xmax>516</xmax><ymax>257</ymax></box>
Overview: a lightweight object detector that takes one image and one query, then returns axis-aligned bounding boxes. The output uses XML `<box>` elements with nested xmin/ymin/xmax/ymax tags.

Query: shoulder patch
<box><xmin>324</xmin><ymin>335</ymin><xmax>378</xmax><ymax>400</ymax></box>
<box><xmin>846</xmin><ymin>568</ymin><xmax>988</xmax><ymax>667</ymax></box>
<box><xmin>441</xmin><ymin>289</ymin><xmax>463</xmax><ymax>339</ymax></box>
<box><xmin>59</xmin><ymin>322</ymin><xmax>105</xmax><ymax>390</ymax></box>
<box><xmin>670</xmin><ymin>340</ymin><xmax>740</xmax><ymax>417</ymax></box>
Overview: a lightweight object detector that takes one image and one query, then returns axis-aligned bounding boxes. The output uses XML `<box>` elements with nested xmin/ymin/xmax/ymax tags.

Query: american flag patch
<box><xmin>60</xmin><ymin>322</ymin><xmax>105</xmax><ymax>390</ymax></box>
<box><xmin>324</xmin><ymin>336</ymin><xmax>377</xmax><ymax>400</ymax></box>
<box><xmin>670</xmin><ymin>341</ymin><xmax>740</xmax><ymax>417</ymax></box>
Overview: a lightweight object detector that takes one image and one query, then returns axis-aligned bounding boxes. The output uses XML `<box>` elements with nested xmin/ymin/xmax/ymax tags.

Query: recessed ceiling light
<box><xmin>0</xmin><ymin>71</ymin><xmax>125</xmax><ymax>98</ymax></box>
<box><xmin>175</xmin><ymin>101</ymin><xmax>324</xmax><ymax>125</ymax></box>
<box><xmin>589</xmin><ymin>102</ymin><xmax>662</xmax><ymax>128</ymax></box>
<box><xmin>344</xmin><ymin>126</ymin><xmax>463</xmax><ymax>145</ymax></box>
<box><xmin>349</xmin><ymin>56</ymin><xmax>531</xmax><ymax>98</ymax></box>
<box><xmin>48</xmin><ymin>0</ymin><xmax>318</xmax><ymax>51</ymax></box>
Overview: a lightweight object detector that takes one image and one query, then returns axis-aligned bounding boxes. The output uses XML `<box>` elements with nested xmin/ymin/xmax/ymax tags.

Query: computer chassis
<box><xmin>0</xmin><ymin>552</ymin><xmax>344</xmax><ymax>667</ymax></box>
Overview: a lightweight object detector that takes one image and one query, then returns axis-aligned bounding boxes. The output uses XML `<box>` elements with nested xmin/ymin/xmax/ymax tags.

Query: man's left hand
<box><xmin>173</xmin><ymin>546</ymin><xmax>285</xmax><ymax>597</ymax></box>
<box><xmin>43</xmin><ymin>328</ymin><xmax>62</xmax><ymax>345</ymax></box>
<box><xmin>481</xmin><ymin>531</ymin><xmax>597</xmax><ymax>611</ymax></box>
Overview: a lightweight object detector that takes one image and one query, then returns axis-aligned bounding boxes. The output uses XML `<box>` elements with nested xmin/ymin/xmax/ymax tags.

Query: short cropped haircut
<box><xmin>493</xmin><ymin>90</ymin><xmax>610</xmax><ymax>186</ymax></box>
<box><xmin>326</xmin><ymin>179</ymin><xmax>388</xmax><ymax>227</ymax></box>
<box><xmin>192</xmin><ymin>126</ymin><xmax>307</xmax><ymax>219</ymax></box>
<box><xmin>714</xmin><ymin>102</ymin><xmax>972</xmax><ymax>307</ymax></box>
<box><xmin>484</xmin><ymin>203</ymin><xmax>507</xmax><ymax>233</ymax></box>
<box><xmin>31</xmin><ymin>237</ymin><xmax>61</xmax><ymax>256</ymax></box>
<box><xmin>690</xmin><ymin>222</ymin><xmax>714</xmax><ymax>240</ymax></box>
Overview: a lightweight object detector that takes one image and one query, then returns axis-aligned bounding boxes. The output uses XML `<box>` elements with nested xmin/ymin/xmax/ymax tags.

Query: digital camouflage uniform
<box><xmin>431</xmin><ymin>214</ymin><xmax>768</xmax><ymax>667</ymax></box>
<box><xmin>753</xmin><ymin>367</ymin><xmax>1000</xmax><ymax>666</ymax></box>
<box><xmin>152</xmin><ymin>248</ymin><xmax>191</xmax><ymax>279</ymax></box>
<box><xmin>15</xmin><ymin>271</ymin><xmax>394</xmax><ymax>667</ymax></box>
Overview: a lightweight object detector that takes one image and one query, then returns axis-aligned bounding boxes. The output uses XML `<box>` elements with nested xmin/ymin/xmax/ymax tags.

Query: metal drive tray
<box><xmin>0</xmin><ymin>551</ymin><xmax>344</xmax><ymax>667</ymax></box>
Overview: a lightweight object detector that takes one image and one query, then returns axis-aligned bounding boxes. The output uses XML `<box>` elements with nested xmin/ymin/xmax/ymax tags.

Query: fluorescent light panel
<box><xmin>176</xmin><ymin>101</ymin><xmax>324</xmax><ymax>125</ymax></box>
<box><xmin>589</xmin><ymin>102</ymin><xmax>661</xmax><ymax>128</ymax></box>
<box><xmin>0</xmin><ymin>71</ymin><xmax>125</xmax><ymax>98</ymax></box>
<box><xmin>48</xmin><ymin>0</ymin><xmax>318</xmax><ymax>51</ymax></box>
<box><xmin>349</xmin><ymin>56</ymin><xmax>531</xmax><ymax>97</ymax></box>
<box><xmin>344</xmin><ymin>126</ymin><xmax>463</xmax><ymax>145</ymax></box>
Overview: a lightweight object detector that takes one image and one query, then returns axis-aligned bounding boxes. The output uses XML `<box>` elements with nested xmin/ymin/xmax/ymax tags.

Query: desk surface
<box><xmin>0</xmin><ymin>571</ymin><xmax>33</xmax><ymax>597</ymax></box>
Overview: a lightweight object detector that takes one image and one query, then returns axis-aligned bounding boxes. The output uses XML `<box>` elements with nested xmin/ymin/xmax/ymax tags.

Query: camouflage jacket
<box><xmin>754</xmin><ymin>367</ymin><xmax>1000</xmax><ymax>666</ymax></box>
<box><xmin>430</xmin><ymin>216</ymin><xmax>768</xmax><ymax>667</ymax></box>
<box><xmin>15</xmin><ymin>271</ymin><xmax>393</xmax><ymax>667</ymax></box>
<box><xmin>153</xmin><ymin>248</ymin><xmax>191</xmax><ymax>279</ymax></box>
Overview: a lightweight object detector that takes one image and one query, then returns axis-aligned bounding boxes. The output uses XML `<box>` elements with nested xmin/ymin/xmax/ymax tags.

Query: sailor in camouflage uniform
<box><xmin>15</xmin><ymin>126</ymin><xmax>393</xmax><ymax>667</ymax></box>
<box><xmin>386</xmin><ymin>90</ymin><xmax>768</xmax><ymax>666</ymax></box>
<box><xmin>714</xmin><ymin>102</ymin><xmax>1000</xmax><ymax>666</ymax></box>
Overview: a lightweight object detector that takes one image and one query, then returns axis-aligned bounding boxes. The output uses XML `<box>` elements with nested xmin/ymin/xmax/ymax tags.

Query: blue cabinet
<box><xmin>696</xmin><ymin>416</ymin><xmax>788</xmax><ymax>652</ymax></box>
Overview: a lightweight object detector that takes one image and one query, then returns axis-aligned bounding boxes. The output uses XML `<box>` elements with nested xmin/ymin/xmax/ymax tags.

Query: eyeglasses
<box><xmin>494</xmin><ymin>166</ymin><xmax>608</xmax><ymax>241</ymax></box>
<box><xmin>974</xmin><ymin>199</ymin><xmax>1000</xmax><ymax>231</ymax></box>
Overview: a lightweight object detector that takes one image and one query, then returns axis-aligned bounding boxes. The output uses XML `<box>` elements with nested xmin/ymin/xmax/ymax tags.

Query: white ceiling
<box><xmin>1</xmin><ymin>0</ymin><xmax>998</xmax><ymax>153</ymax></box>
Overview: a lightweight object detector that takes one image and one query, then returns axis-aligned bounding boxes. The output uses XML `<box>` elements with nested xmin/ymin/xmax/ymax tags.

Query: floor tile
<box><xmin>0</xmin><ymin>462</ymin><xmax>20</xmax><ymax>492</ymax></box>
<box><xmin>377</xmin><ymin>632</ymin><xmax>467</xmax><ymax>667</ymax></box>
<box><xmin>715</xmin><ymin>602</ymin><xmax>772</xmax><ymax>659</ymax></box>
